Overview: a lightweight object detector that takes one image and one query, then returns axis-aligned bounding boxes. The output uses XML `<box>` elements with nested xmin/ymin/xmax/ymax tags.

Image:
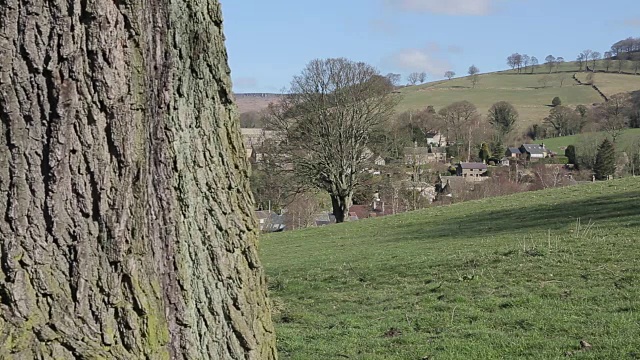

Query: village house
<box><xmin>255</xmin><ymin>211</ymin><xmax>286</xmax><ymax>233</ymax></box>
<box><xmin>519</xmin><ymin>143</ymin><xmax>550</xmax><ymax>160</ymax></box>
<box><xmin>505</xmin><ymin>147</ymin><xmax>522</xmax><ymax>158</ymax></box>
<box><xmin>373</xmin><ymin>155</ymin><xmax>386</xmax><ymax>167</ymax></box>
<box><xmin>425</xmin><ymin>132</ymin><xmax>447</xmax><ymax>146</ymax></box>
<box><xmin>360</xmin><ymin>147</ymin><xmax>375</xmax><ymax>161</ymax></box>
<box><xmin>456</xmin><ymin>162</ymin><xmax>488</xmax><ymax>178</ymax></box>
<box><xmin>241</xmin><ymin>128</ymin><xmax>278</xmax><ymax>159</ymax></box>
<box><xmin>404</xmin><ymin>143</ymin><xmax>447</xmax><ymax>166</ymax></box>
<box><xmin>435</xmin><ymin>175</ymin><xmax>474</xmax><ymax>201</ymax></box>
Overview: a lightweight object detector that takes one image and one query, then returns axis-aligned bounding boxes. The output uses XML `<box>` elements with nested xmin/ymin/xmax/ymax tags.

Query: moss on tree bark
<box><xmin>0</xmin><ymin>0</ymin><xmax>276</xmax><ymax>358</ymax></box>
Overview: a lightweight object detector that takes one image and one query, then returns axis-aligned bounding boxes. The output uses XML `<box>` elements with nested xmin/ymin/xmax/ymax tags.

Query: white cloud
<box><xmin>383</xmin><ymin>47</ymin><xmax>452</xmax><ymax>77</ymax></box>
<box><xmin>383</xmin><ymin>0</ymin><xmax>497</xmax><ymax>16</ymax></box>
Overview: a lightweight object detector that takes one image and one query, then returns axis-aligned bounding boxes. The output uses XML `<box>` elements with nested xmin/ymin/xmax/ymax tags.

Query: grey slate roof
<box><xmin>459</xmin><ymin>162</ymin><xmax>487</xmax><ymax>170</ymax></box>
<box><xmin>507</xmin><ymin>147</ymin><xmax>521</xmax><ymax>154</ymax></box>
<box><xmin>521</xmin><ymin>144</ymin><xmax>548</xmax><ymax>155</ymax></box>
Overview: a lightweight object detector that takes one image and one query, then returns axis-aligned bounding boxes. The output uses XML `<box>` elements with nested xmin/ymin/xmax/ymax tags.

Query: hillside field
<box><xmin>542</xmin><ymin>128</ymin><xmax>640</xmax><ymax>154</ymax></box>
<box><xmin>261</xmin><ymin>178</ymin><xmax>640</xmax><ymax>359</ymax></box>
<box><xmin>574</xmin><ymin>72</ymin><xmax>640</xmax><ymax>98</ymax></box>
<box><xmin>396</xmin><ymin>72</ymin><xmax>603</xmax><ymax>129</ymax></box>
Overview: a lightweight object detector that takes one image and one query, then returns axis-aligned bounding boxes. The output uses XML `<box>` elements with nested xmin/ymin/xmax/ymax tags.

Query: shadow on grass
<box><xmin>390</xmin><ymin>191</ymin><xmax>640</xmax><ymax>242</ymax></box>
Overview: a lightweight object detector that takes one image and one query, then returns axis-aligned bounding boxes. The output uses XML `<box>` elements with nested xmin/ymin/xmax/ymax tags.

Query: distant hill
<box><xmin>234</xmin><ymin>93</ymin><xmax>281</xmax><ymax>114</ymax></box>
<box><xmin>397</xmin><ymin>61</ymin><xmax>640</xmax><ymax>131</ymax></box>
<box><xmin>234</xmin><ymin>61</ymin><xmax>640</xmax><ymax>128</ymax></box>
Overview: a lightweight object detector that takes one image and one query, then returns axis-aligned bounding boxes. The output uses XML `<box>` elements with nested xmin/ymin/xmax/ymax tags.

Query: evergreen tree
<box><xmin>479</xmin><ymin>143</ymin><xmax>492</xmax><ymax>163</ymax></box>
<box><xmin>491</xmin><ymin>140</ymin><xmax>506</xmax><ymax>160</ymax></box>
<box><xmin>594</xmin><ymin>139</ymin><xmax>616</xmax><ymax>180</ymax></box>
<box><xmin>565</xmin><ymin>145</ymin><xmax>577</xmax><ymax>165</ymax></box>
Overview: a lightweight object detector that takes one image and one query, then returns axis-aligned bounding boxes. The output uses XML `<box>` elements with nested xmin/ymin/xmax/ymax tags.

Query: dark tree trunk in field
<box><xmin>330</xmin><ymin>194</ymin><xmax>352</xmax><ymax>223</ymax></box>
<box><xmin>0</xmin><ymin>0</ymin><xmax>276</xmax><ymax>358</ymax></box>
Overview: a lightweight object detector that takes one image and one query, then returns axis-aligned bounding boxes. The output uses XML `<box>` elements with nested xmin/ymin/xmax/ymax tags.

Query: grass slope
<box><xmin>262</xmin><ymin>178</ymin><xmax>640</xmax><ymax>359</ymax></box>
<box><xmin>574</xmin><ymin>72</ymin><xmax>640</xmax><ymax>98</ymax></box>
<box><xmin>542</xmin><ymin>128</ymin><xmax>640</xmax><ymax>154</ymax></box>
<box><xmin>398</xmin><ymin>61</ymin><xmax>640</xmax><ymax>130</ymax></box>
<box><xmin>397</xmin><ymin>73</ymin><xmax>603</xmax><ymax>129</ymax></box>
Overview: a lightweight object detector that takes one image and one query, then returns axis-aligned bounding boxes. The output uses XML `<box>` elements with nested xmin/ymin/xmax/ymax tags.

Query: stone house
<box><xmin>456</xmin><ymin>162</ymin><xmax>488</xmax><ymax>178</ymax></box>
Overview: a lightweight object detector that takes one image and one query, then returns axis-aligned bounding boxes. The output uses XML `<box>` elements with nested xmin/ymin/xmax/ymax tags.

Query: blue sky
<box><xmin>222</xmin><ymin>0</ymin><xmax>640</xmax><ymax>93</ymax></box>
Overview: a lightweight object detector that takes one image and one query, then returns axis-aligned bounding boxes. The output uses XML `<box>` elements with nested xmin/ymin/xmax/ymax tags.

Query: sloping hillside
<box><xmin>396</xmin><ymin>72</ymin><xmax>603</xmax><ymax>129</ymax></box>
<box><xmin>396</xmin><ymin>61</ymin><xmax>640</xmax><ymax>131</ymax></box>
<box><xmin>262</xmin><ymin>178</ymin><xmax>640</xmax><ymax>359</ymax></box>
<box><xmin>574</xmin><ymin>72</ymin><xmax>640</xmax><ymax>98</ymax></box>
<box><xmin>542</xmin><ymin>128</ymin><xmax>640</xmax><ymax>154</ymax></box>
<box><xmin>234</xmin><ymin>93</ymin><xmax>281</xmax><ymax>113</ymax></box>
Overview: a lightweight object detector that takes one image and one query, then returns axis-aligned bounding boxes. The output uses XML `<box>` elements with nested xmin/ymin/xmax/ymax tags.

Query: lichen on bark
<box><xmin>0</xmin><ymin>0</ymin><xmax>276</xmax><ymax>358</ymax></box>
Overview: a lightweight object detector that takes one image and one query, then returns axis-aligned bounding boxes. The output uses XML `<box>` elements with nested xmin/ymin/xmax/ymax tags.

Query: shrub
<box><xmin>552</xmin><ymin>97</ymin><xmax>562</xmax><ymax>107</ymax></box>
<box><xmin>565</xmin><ymin>145</ymin><xmax>576</xmax><ymax>164</ymax></box>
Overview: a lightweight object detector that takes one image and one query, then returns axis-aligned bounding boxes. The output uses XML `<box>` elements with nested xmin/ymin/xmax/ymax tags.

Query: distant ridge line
<box><xmin>234</xmin><ymin>93</ymin><xmax>281</xmax><ymax>97</ymax></box>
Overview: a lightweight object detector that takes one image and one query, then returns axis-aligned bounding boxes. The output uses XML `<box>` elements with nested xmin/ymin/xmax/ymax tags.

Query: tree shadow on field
<box><xmin>390</xmin><ymin>191</ymin><xmax>640</xmax><ymax>242</ymax></box>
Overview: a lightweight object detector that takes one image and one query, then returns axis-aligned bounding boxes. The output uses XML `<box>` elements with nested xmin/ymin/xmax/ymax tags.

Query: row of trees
<box><xmin>529</xmin><ymin>92</ymin><xmax>640</xmax><ymax>141</ymax></box>
<box><xmin>506</xmin><ymin>48</ymin><xmax>640</xmax><ymax>74</ymax></box>
<box><xmin>610</xmin><ymin>37</ymin><xmax>640</xmax><ymax>57</ymax></box>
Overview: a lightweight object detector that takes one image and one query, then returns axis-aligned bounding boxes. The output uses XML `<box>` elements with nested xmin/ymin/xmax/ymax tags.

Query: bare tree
<box><xmin>438</xmin><ymin>101</ymin><xmax>482</xmax><ymax>161</ymax></box>
<box><xmin>418</xmin><ymin>71</ymin><xmax>428</xmax><ymax>83</ymax></box>
<box><xmin>530</xmin><ymin>56</ymin><xmax>539</xmax><ymax>73</ymax></box>
<box><xmin>0</xmin><ymin>0</ymin><xmax>277</xmax><ymax>358</ymax></box>
<box><xmin>386</xmin><ymin>73</ymin><xmax>402</xmax><ymax>86</ymax></box>
<box><xmin>617</xmin><ymin>53</ymin><xmax>628</xmax><ymax>73</ymax></box>
<box><xmin>590</xmin><ymin>51</ymin><xmax>602</xmax><ymax>71</ymax></box>
<box><xmin>545</xmin><ymin>55</ymin><xmax>556</xmax><ymax>73</ymax></box>
<box><xmin>468</xmin><ymin>65</ymin><xmax>480</xmax><ymax>88</ymax></box>
<box><xmin>557</xmin><ymin>72</ymin><xmax>570</xmax><ymax>87</ymax></box>
<box><xmin>488</xmin><ymin>101</ymin><xmax>519</xmax><ymax>139</ymax></box>
<box><xmin>268</xmin><ymin>58</ymin><xmax>397</xmax><ymax>223</ymax></box>
<box><xmin>507</xmin><ymin>53</ymin><xmax>522</xmax><ymax>72</ymax></box>
<box><xmin>595</xmin><ymin>94</ymin><xmax>630</xmax><ymax>142</ymax></box>
<box><xmin>538</xmin><ymin>75</ymin><xmax>552</xmax><ymax>88</ymax></box>
<box><xmin>577</xmin><ymin>53</ymin><xmax>586</xmax><ymax>71</ymax></box>
<box><xmin>582</xmin><ymin>49</ymin><xmax>593</xmax><ymax>70</ymax></box>
<box><xmin>522</xmin><ymin>54</ymin><xmax>531</xmax><ymax>73</ymax></box>
<box><xmin>632</xmin><ymin>53</ymin><xmax>640</xmax><ymax>74</ymax></box>
<box><xmin>544</xmin><ymin>106</ymin><xmax>583</xmax><ymax>136</ymax></box>
<box><xmin>507</xmin><ymin>54</ymin><xmax>516</xmax><ymax>70</ymax></box>
<box><xmin>407</xmin><ymin>72</ymin><xmax>421</xmax><ymax>85</ymax></box>
<box><xmin>603</xmin><ymin>52</ymin><xmax>613</xmax><ymax>72</ymax></box>
<box><xmin>444</xmin><ymin>70</ymin><xmax>456</xmax><ymax>80</ymax></box>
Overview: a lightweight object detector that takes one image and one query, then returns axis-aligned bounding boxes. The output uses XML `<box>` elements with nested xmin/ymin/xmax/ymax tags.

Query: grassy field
<box><xmin>261</xmin><ymin>178</ymin><xmax>640</xmax><ymax>359</ymax></box>
<box><xmin>396</xmin><ymin>72</ymin><xmax>603</xmax><ymax>130</ymax></box>
<box><xmin>541</xmin><ymin>128</ymin><xmax>640</xmax><ymax>154</ymax></box>
<box><xmin>574</xmin><ymin>72</ymin><xmax>640</xmax><ymax>98</ymax></box>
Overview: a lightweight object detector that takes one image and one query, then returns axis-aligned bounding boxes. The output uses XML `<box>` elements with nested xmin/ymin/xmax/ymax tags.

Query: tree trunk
<box><xmin>0</xmin><ymin>0</ymin><xmax>276</xmax><ymax>359</ymax></box>
<box><xmin>330</xmin><ymin>194</ymin><xmax>351</xmax><ymax>223</ymax></box>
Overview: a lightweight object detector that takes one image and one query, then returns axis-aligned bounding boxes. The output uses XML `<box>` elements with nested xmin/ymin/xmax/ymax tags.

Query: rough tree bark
<box><xmin>0</xmin><ymin>0</ymin><xmax>276</xmax><ymax>358</ymax></box>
